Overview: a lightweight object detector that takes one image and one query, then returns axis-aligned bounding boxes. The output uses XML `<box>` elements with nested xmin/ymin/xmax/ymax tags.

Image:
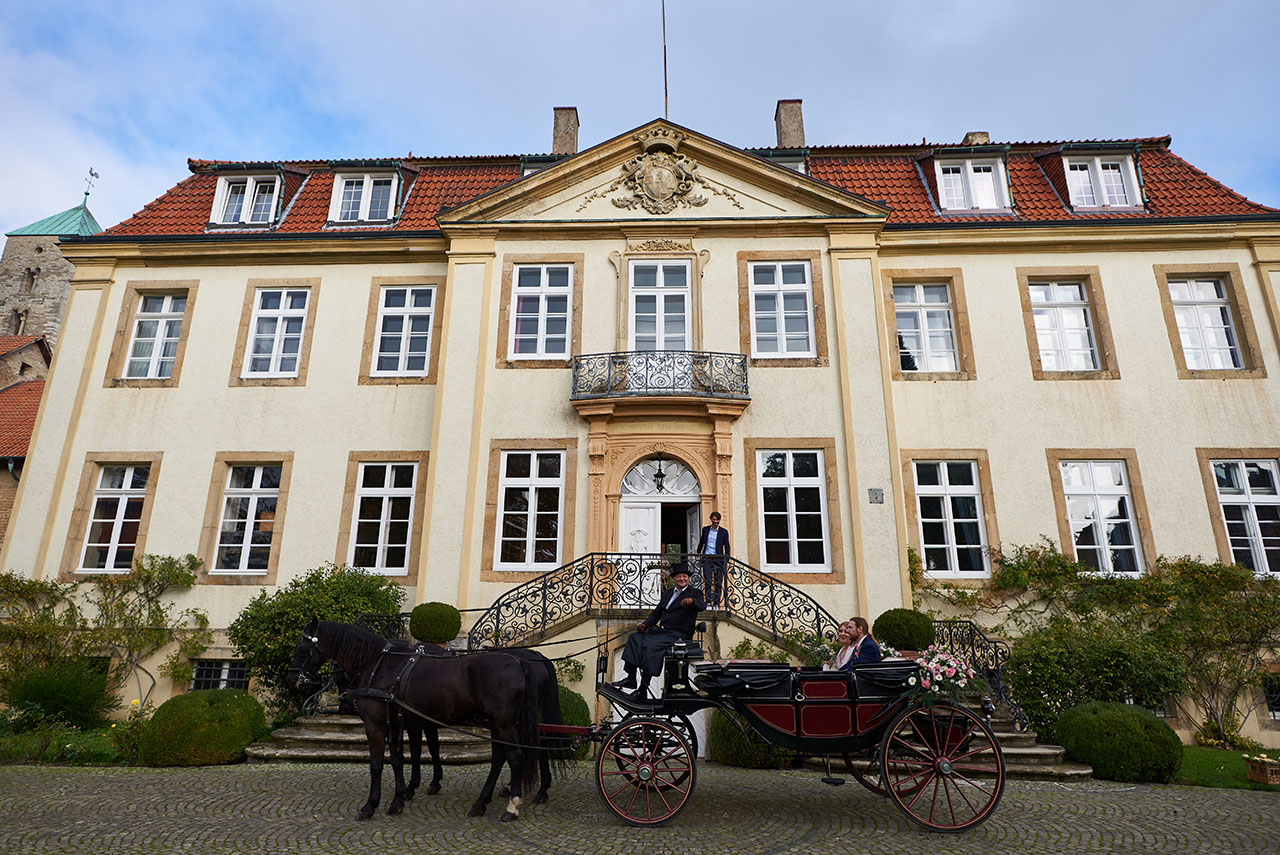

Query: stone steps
<box><xmin>246</xmin><ymin>715</ymin><xmax>493</xmax><ymax>765</ymax></box>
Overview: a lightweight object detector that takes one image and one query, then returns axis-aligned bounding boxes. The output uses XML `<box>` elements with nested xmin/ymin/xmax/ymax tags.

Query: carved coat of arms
<box><xmin>576</xmin><ymin>127</ymin><xmax>743</xmax><ymax>215</ymax></box>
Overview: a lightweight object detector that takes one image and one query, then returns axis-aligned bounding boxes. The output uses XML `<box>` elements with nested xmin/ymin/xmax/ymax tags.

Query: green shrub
<box><xmin>707</xmin><ymin>710</ymin><xmax>790</xmax><ymax>769</ymax></box>
<box><xmin>138</xmin><ymin>689</ymin><xmax>268</xmax><ymax>767</ymax></box>
<box><xmin>872</xmin><ymin>608</ymin><xmax>934</xmax><ymax>651</ymax></box>
<box><xmin>409</xmin><ymin>602</ymin><xmax>462</xmax><ymax>644</ymax></box>
<box><xmin>557</xmin><ymin>685</ymin><xmax>592</xmax><ymax>759</ymax></box>
<box><xmin>5</xmin><ymin>659</ymin><xmax>119</xmax><ymax>729</ymax></box>
<box><xmin>1006</xmin><ymin>621</ymin><xmax>1185</xmax><ymax>738</ymax></box>
<box><xmin>226</xmin><ymin>563</ymin><xmax>405</xmax><ymax>713</ymax></box>
<box><xmin>726</xmin><ymin>637</ymin><xmax>789</xmax><ymax>663</ymax></box>
<box><xmin>1055</xmin><ymin>701</ymin><xmax>1183</xmax><ymax>783</ymax></box>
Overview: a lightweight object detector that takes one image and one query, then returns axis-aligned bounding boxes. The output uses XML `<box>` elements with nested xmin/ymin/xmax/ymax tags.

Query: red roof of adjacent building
<box><xmin>96</xmin><ymin>135</ymin><xmax>1275</xmax><ymax>238</ymax></box>
<box><xmin>0</xmin><ymin>380</ymin><xmax>45</xmax><ymax>457</ymax></box>
<box><xmin>0</xmin><ymin>336</ymin><xmax>45</xmax><ymax>358</ymax></box>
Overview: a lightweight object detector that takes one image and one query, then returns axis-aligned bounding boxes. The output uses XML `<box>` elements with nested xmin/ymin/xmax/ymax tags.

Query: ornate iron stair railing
<box><xmin>571</xmin><ymin>351</ymin><xmax>749</xmax><ymax>400</ymax></box>
<box><xmin>933</xmin><ymin>619</ymin><xmax>1030</xmax><ymax>731</ymax></box>
<box><xmin>466</xmin><ymin>553</ymin><xmax>838</xmax><ymax>650</ymax></box>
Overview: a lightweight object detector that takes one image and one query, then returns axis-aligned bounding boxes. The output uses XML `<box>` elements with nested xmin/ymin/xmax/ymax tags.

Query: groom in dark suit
<box><xmin>612</xmin><ymin>564</ymin><xmax>705</xmax><ymax>699</ymax></box>
<box><xmin>696</xmin><ymin>511</ymin><xmax>730</xmax><ymax>607</ymax></box>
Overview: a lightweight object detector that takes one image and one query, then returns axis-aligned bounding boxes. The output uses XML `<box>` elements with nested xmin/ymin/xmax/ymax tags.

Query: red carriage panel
<box><xmin>798</xmin><ymin>705</ymin><xmax>853</xmax><ymax>737</ymax></box>
<box><xmin>743</xmin><ymin>703</ymin><xmax>796</xmax><ymax>735</ymax></box>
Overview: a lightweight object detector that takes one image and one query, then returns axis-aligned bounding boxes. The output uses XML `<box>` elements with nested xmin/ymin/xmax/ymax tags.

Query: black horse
<box><xmin>286</xmin><ymin>617</ymin><xmax>541</xmax><ymax>821</ymax></box>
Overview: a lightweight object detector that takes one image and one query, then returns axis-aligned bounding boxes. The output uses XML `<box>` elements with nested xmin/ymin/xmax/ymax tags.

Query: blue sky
<box><xmin>3</xmin><ymin>0</ymin><xmax>1278</xmax><ymax>232</ymax></box>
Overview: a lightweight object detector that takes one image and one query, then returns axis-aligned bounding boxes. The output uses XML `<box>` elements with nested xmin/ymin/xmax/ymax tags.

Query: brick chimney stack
<box><xmin>774</xmin><ymin>99</ymin><xmax>805</xmax><ymax>149</ymax></box>
<box><xmin>552</xmin><ymin>107</ymin><xmax>579</xmax><ymax>155</ymax></box>
<box><xmin>961</xmin><ymin>130</ymin><xmax>990</xmax><ymax>146</ymax></box>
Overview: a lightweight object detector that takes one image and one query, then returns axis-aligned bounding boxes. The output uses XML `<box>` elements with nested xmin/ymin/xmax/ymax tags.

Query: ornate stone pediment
<box><xmin>576</xmin><ymin>129</ymin><xmax>743</xmax><ymax>215</ymax></box>
<box><xmin>627</xmin><ymin>238</ymin><xmax>693</xmax><ymax>253</ymax></box>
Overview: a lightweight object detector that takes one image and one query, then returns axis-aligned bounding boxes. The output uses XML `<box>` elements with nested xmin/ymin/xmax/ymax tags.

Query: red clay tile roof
<box><xmin>0</xmin><ymin>380</ymin><xmax>45</xmax><ymax>457</ymax></box>
<box><xmin>0</xmin><ymin>336</ymin><xmax>44</xmax><ymax>358</ymax></box>
<box><xmin>98</xmin><ymin>136</ymin><xmax>1274</xmax><ymax>237</ymax></box>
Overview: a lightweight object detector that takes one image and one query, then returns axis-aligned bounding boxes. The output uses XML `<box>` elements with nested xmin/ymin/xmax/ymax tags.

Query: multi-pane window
<box><xmin>630</xmin><ymin>261</ymin><xmax>689</xmax><ymax>351</ymax></box>
<box><xmin>243</xmin><ymin>289</ymin><xmax>309</xmax><ymax>377</ymax></box>
<box><xmin>350</xmin><ymin>462</ymin><xmax>417</xmax><ymax>575</ymax></box>
<box><xmin>509</xmin><ymin>265</ymin><xmax>572</xmax><ymax>358</ymax></box>
<box><xmin>332</xmin><ymin>174</ymin><xmax>397</xmax><ymax>222</ymax></box>
<box><xmin>893</xmin><ymin>283</ymin><xmax>957</xmax><ymax>372</ymax></box>
<box><xmin>1264</xmin><ymin>673</ymin><xmax>1280</xmax><ymax>721</ymax></box>
<box><xmin>1065</xmin><ymin>156</ymin><xmax>1138</xmax><ymax>208</ymax></box>
<box><xmin>125</xmin><ymin>294</ymin><xmax>186</xmax><ymax>379</ymax></box>
<box><xmin>1169</xmin><ymin>278</ymin><xmax>1243</xmax><ymax>370</ymax></box>
<box><xmin>496</xmin><ymin>451</ymin><xmax>564</xmax><ymax>569</ymax></box>
<box><xmin>935</xmin><ymin>159</ymin><xmax>1006</xmax><ymax>210</ymax></box>
<box><xmin>215</xmin><ymin>464</ymin><xmax>281</xmax><ymax>573</ymax></box>
<box><xmin>1029</xmin><ymin>281</ymin><xmax>1100</xmax><ymax>371</ymax></box>
<box><xmin>1058</xmin><ymin>460</ymin><xmax>1143</xmax><ymax>573</ymax></box>
<box><xmin>215</xmin><ymin>176</ymin><xmax>278</xmax><ymax>225</ymax></box>
<box><xmin>373</xmin><ymin>286</ymin><xmax>434</xmax><ymax>374</ymax></box>
<box><xmin>914</xmin><ymin>461</ymin><xmax>988</xmax><ymax>575</ymax></box>
<box><xmin>191</xmin><ymin>660</ymin><xmax>249</xmax><ymax>691</ymax></box>
<box><xmin>1211</xmin><ymin>458</ymin><xmax>1279</xmax><ymax>575</ymax></box>
<box><xmin>80</xmin><ymin>464</ymin><xmax>150</xmax><ymax>572</ymax></box>
<box><xmin>749</xmin><ymin>261</ymin><xmax>815</xmax><ymax>357</ymax></box>
<box><xmin>757</xmin><ymin>450</ymin><xmax>830</xmax><ymax>571</ymax></box>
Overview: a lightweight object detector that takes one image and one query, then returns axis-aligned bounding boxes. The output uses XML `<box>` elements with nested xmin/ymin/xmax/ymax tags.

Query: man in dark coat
<box><xmin>612</xmin><ymin>564</ymin><xmax>705</xmax><ymax>699</ymax></box>
<box><xmin>695</xmin><ymin>511</ymin><xmax>730</xmax><ymax>607</ymax></box>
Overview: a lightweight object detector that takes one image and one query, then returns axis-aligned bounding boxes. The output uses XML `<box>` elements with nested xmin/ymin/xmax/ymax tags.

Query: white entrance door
<box><xmin>618</xmin><ymin>501</ymin><xmax>661</xmax><ymax>607</ymax></box>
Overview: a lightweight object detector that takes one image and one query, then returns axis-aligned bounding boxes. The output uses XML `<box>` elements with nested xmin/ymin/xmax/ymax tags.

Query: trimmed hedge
<box><xmin>558</xmin><ymin>686</ymin><xmax>592</xmax><ymax>760</ymax></box>
<box><xmin>409</xmin><ymin>602</ymin><xmax>462</xmax><ymax>644</ymax></box>
<box><xmin>138</xmin><ymin>689</ymin><xmax>268</xmax><ymax>767</ymax></box>
<box><xmin>1056</xmin><ymin>701</ymin><xmax>1183</xmax><ymax>783</ymax></box>
<box><xmin>707</xmin><ymin>710</ymin><xmax>790</xmax><ymax>769</ymax></box>
<box><xmin>4</xmin><ymin>659</ymin><xmax>118</xmax><ymax>729</ymax></box>
<box><xmin>872</xmin><ymin>608</ymin><xmax>934</xmax><ymax>651</ymax></box>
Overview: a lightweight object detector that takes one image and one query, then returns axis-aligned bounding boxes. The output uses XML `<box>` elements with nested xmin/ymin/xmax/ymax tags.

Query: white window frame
<box><xmin>756</xmin><ymin>449</ymin><xmax>831</xmax><ymax>572</ymax></box>
<box><xmin>372</xmin><ymin>286</ymin><xmax>435</xmax><ymax>375</ymax></box>
<box><xmin>214</xmin><ymin>464</ymin><xmax>282</xmax><ymax>575</ymax></box>
<box><xmin>1063</xmin><ymin>155</ymin><xmax>1141</xmax><ymax>209</ymax></box>
<box><xmin>190</xmin><ymin>659</ymin><xmax>249</xmax><ymax>691</ymax></box>
<box><xmin>124</xmin><ymin>293</ymin><xmax>187</xmax><ymax>379</ymax></box>
<box><xmin>1058</xmin><ymin>460</ymin><xmax>1144</xmax><ymax>574</ymax></box>
<box><xmin>508</xmin><ymin>264</ymin><xmax>573</xmax><ymax>359</ymax></box>
<box><xmin>348</xmin><ymin>462</ymin><xmax>418</xmax><ymax>575</ymax></box>
<box><xmin>748</xmin><ymin>261</ymin><xmax>816</xmax><ymax>358</ymax></box>
<box><xmin>328</xmin><ymin>173</ymin><xmax>398</xmax><ymax>222</ymax></box>
<box><xmin>933</xmin><ymin>158</ymin><xmax>1009</xmax><ymax>211</ymax></box>
<box><xmin>629</xmin><ymin>259</ymin><xmax>691</xmax><ymax>352</ymax></box>
<box><xmin>913</xmin><ymin>460</ymin><xmax>989</xmax><ymax>577</ymax></box>
<box><xmin>1029</xmin><ymin>280</ymin><xmax>1100</xmax><ymax>371</ymax></box>
<box><xmin>893</xmin><ymin>282</ymin><xmax>958</xmax><ymax>372</ymax></box>
<box><xmin>1169</xmin><ymin>278</ymin><xmax>1244</xmax><ymax>370</ymax></box>
<box><xmin>241</xmin><ymin>288</ymin><xmax>310</xmax><ymax>378</ymax></box>
<box><xmin>211</xmin><ymin>175</ymin><xmax>279</xmax><ymax>225</ymax></box>
<box><xmin>1210</xmin><ymin>458</ymin><xmax>1280</xmax><ymax>576</ymax></box>
<box><xmin>494</xmin><ymin>450</ymin><xmax>566</xmax><ymax>570</ymax></box>
<box><xmin>79</xmin><ymin>463</ymin><xmax>151</xmax><ymax>573</ymax></box>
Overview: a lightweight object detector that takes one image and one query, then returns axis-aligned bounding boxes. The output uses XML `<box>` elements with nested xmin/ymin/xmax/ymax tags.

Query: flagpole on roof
<box><xmin>662</xmin><ymin>0</ymin><xmax>669</xmax><ymax>119</ymax></box>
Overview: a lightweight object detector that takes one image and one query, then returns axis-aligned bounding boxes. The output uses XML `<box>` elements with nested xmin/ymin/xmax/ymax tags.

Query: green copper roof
<box><xmin>7</xmin><ymin>196</ymin><xmax>102</xmax><ymax>237</ymax></box>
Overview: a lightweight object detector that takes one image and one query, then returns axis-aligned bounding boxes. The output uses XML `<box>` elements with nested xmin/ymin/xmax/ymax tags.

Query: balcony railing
<box><xmin>571</xmin><ymin>350</ymin><xmax>749</xmax><ymax>401</ymax></box>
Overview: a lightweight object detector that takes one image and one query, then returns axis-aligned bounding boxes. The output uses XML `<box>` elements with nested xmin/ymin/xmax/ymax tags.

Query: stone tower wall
<box><xmin>0</xmin><ymin>235</ymin><xmax>75</xmax><ymax>348</ymax></box>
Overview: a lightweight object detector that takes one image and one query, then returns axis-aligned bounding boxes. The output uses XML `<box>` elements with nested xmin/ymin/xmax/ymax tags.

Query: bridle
<box><xmin>286</xmin><ymin>630</ymin><xmax>324</xmax><ymax>688</ymax></box>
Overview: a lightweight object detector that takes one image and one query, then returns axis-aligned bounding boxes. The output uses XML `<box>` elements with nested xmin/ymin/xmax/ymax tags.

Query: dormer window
<box><xmin>329</xmin><ymin>173</ymin><xmax>398</xmax><ymax>223</ymax></box>
<box><xmin>1064</xmin><ymin>155</ymin><xmax>1140</xmax><ymax>208</ymax></box>
<box><xmin>934</xmin><ymin>158</ymin><xmax>1008</xmax><ymax>211</ymax></box>
<box><xmin>212</xmin><ymin>175</ymin><xmax>279</xmax><ymax>226</ymax></box>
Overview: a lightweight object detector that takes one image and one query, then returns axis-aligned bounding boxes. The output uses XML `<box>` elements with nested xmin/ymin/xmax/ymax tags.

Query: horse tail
<box><xmin>539</xmin><ymin>659</ymin><xmax>574</xmax><ymax>773</ymax></box>
<box><xmin>518</xmin><ymin>659</ymin><xmax>541</xmax><ymax>797</ymax></box>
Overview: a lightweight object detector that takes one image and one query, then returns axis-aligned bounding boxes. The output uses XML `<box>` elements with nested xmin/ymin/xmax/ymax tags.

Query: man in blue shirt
<box><xmin>695</xmin><ymin>511</ymin><xmax>730</xmax><ymax>608</ymax></box>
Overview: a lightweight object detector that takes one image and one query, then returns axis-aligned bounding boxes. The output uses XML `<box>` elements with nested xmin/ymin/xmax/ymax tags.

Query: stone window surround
<box><xmin>737</xmin><ymin>250</ymin><xmax>829</xmax><ymax>367</ymax></box>
<box><xmin>333</xmin><ymin>450</ymin><xmax>430</xmax><ymax>586</ymax></box>
<box><xmin>1044</xmin><ymin>448</ymin><xmax>1156</xmax><ymax>574</ymax></box>
<box><xmin>899</xmin><ymin>449</ymin><xmax>1000</xmax><ymax>579</ymax></box>
<box><xmin>880</xmin><ymin>268</ymin><xmax>977</xmax><ymax>382</ymax></box>
<box><xmin>614</xmin><ymin>244</ymin><xmax>707</xmax><ymax>354</ymax></box>
<box><xmin>743</xmin><ymin>437</ymin><xmax>844</xmax><ymax>585</ymax></box>
<box><xmin>58</xmin><ymin>451</ymin><xmax>164</xmax><ymax>582</ymax></box>
<box><xmin>195</xmin><ymin>451</ymin><xmax>295</xmax><ymax>586</ymax></box>
<box><xmin>103</xmin><ymin>280</ymin><xmax>199</xmax><ymax>388</ymax></box>
<box><xmin>1193</xmin><ymin>446</ymin><xmax>1280</xmax><ymax>575</ymax></box>
<box><xmin>1153</xmin><ymin>263</ymin><xmax>1266</xmax><ymax>380</ymax></box>
<box><xmin>1015</xmin><ymin>266</ymin><xmax>1121</xmax><ymax>381</ymax></box>
<box><xmin>494</xmin><ymin>254</ymin><xmax>584</xmax><ymax>369</ymax></box>
<box><xmin>228</xmin><ymin>278</ymin><xmax>321</xmax><ymax>388</ymax></box>
<box><xmin>358</xmin><ymin>277</ymin><xmax>445</xmax><ymax>385</ymax></box>
<box><xmin>480</xmin><ymin>437</ymin><xmax>579</xmax><ymax>582</ymax></box>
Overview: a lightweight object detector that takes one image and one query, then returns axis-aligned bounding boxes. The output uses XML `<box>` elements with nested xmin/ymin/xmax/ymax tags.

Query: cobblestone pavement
<box><xmin>0</xmin><ymin>762</ymin><xmax>1276</xmax><ymax>855</ymax></box>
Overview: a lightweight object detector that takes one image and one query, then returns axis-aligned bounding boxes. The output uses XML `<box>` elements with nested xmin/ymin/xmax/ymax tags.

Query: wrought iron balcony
<box><xmin>571</xmin><ymin>350</ymin><xmax>749</xmax><ymax>401</ymax></box>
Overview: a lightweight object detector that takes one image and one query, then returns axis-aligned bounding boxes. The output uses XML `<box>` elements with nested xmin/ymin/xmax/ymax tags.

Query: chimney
<box><xmin>961</xmin><ymin>130</ymin><xmax>990</xmax><ymax>146</ymax></box>
<box><xmin>552</xmin><ymin>107</ymin><xmax>579</xmax><ymax>155</ymax></box>
<box><xmin>774</xmin><ymin>99</ymin><xmax>805</xmax><ymax>149</ymax></box>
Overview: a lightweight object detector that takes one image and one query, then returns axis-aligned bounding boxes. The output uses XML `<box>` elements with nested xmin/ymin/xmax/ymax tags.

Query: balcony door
<box><xmin>629</xmin><ymin>260</ymin><xmax>690</xmax><ymax>352</ymax></box>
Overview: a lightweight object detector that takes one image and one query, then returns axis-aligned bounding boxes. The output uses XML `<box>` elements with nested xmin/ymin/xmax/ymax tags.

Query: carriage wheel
<box><xmin>596</xmin><ymin>717</ymin><xmax>696</xmax><ymax>826</ymax></box>
<box><xmin>843</xmin><ymin>752</ymin><xmax>888</xmax><ymax>796</ymax></box>
<box><xmin>880</xmin><ymin>703</ymin><xmax>1004</xmax><ymax>832</ymax></box>
<box><xmin>623</xmin><ymin>711</ymin><xmax>698</xmax><ymax>761</ymax></box>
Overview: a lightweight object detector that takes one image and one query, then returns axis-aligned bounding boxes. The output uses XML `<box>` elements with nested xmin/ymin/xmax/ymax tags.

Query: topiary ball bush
<box><xmin>410</xmin><ymin>602</ymin><xmax>462</xmax><ymax>644</ymax></box>
<box><xmin>4</xmin><ymin>659</ymin><xmax>119</xmax><ymax>729</ymax></box>
<box><xmin>557</xmin><ymin>686</ymin><xmax>592</xmax><ymax>760</ymax></box>
<box><xmin>138</xmin><ymin>689</ymin><xmax>268</xmax><ymax>767</ymax></box>
<box><xmin>707</xmin><ymin>710</ymin><xmax>790</xmax><ymax>769</ymax></box>
<box><xmin>872</xmin><ymin>608</ymin><xmax>935</xmax><ymax>651</ymax></box>
<box><xmin>1055</xmin><ymin>701</ymin><xmax>1183</xmax><ymax>783</ymax></box>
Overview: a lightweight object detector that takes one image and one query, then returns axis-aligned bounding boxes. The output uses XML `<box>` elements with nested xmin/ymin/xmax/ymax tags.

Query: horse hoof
<box><xmin>387</xmin><ymin>803</ymin><xmax>403</xmax><ymax>816</ymax></box>
<box><xmin>532</xmin><ymin>792</ymin><xmax>548</xmax><ymax>805</ymax></box>
<box><xmin>355</xmin><ymin>810</ymin><xmax>374</xmax><ymax>822</ymax></box>
<box><xmin>468</xmin><ymin>806</ymin><xmax>486</xmax><ymax>818</ymax></box>
<box><xmin>501</xmin><ymin>811</ymin><xmax>518</xmax><ymax>822</ymax></box>
<box><xmin>426</xmin><ymin>784</ymin><xmax>441</xmax><ymax>796</ymax></box>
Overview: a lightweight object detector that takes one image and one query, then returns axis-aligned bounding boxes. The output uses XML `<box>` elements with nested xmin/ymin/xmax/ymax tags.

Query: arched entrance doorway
<box><xmin>616</xmin><ymin>455</ymin><xmax>701</xmax><ymax>607</ymax></box>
